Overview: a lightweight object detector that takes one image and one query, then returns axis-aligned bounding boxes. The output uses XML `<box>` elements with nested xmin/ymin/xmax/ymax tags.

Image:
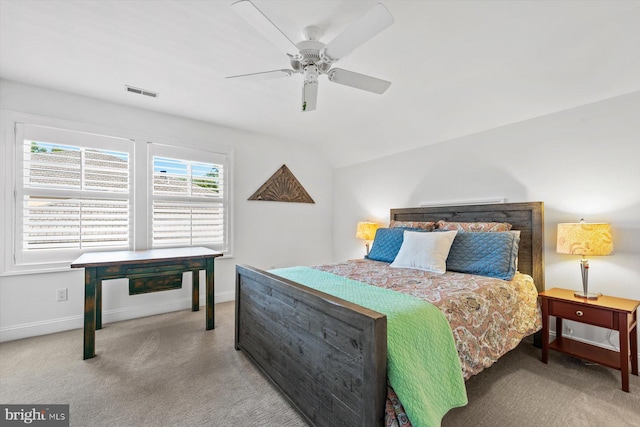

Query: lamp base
<box><xmin>574</xmin><ymin>291</ymin><xmax>601</xmax><ymax>300</ymax></box>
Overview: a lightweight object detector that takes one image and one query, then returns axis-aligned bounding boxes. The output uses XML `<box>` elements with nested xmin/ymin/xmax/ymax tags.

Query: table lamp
<box><xmin>356</xmin><ymin>221</ymin><xmax>379</xmax><ymax>256</ymax></box>
<box><xmin>556</xmin><ymin>220</ymin><xmax>614</xmax><ymax>300</ymax></box>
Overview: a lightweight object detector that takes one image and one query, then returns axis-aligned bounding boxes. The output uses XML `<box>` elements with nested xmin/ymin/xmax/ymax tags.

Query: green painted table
<box><xmin>71</xmin><ymin>247</ymin><xmax>222</xmax><ymax>360</ymax></box>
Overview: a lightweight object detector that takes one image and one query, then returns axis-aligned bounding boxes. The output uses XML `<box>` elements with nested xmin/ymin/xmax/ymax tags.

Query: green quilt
<box><xmin>270</xmin><ymin>266</ymin><xmax>467</xmax><ymax>427</ymax></box>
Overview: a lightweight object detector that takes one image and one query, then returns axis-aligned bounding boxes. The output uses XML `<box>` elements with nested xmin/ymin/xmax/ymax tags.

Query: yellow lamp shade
<box><xmin>355</xmin><ymin>222</ymin><xmax>379</xmax><ymax>241</ymax></box>
<box><xmin>556</xmin><ymin>222</ymin><xmax>613</xmax><ymax>256</ymax></box>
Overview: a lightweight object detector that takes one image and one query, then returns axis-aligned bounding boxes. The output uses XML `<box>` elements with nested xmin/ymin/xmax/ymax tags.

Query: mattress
<box><xmin>313</xmin><ymin>258</ymin><xmax>541</xmax><ymax>379</ymax></box>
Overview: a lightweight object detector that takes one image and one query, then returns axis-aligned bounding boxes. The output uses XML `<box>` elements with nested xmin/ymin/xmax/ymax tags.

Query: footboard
<box><xmin>235</xmin><ymin>264</ymin><xmax>387</xmax><ymax>427</ymax></box>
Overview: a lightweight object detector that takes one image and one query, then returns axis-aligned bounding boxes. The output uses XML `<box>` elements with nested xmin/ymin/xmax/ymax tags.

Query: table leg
<box><xmin>206</xmin><ymin>257</ymin><xmax>214</xmax><ymax>330</ymax></box>
<box><xmin>555</xmin><ymin>317</ymin><xmax>563</xmax><ymax>340</ymax></box>
<box><xmin>83</xmin><ymin>267</ymin><xmax>97</xmax><ymax>360</ymax></box>
<box><xmin>541</xmin><ymin>298</ymin><xmax>549</xmax><ymax>363</ymax></box>
<box><xmin>96</xmin><ymin>278</ymin><xmax>102</xmax><ymax>330</ymax></box>
<box><xmin>619</xmin><ymin>312</ymin><xmax>630</xmax><ymax>392</ymax></box>
<box><xmin>192</xmin><ymin>270</ymin><xmax>200</xmax><ymax>312</ymax></box>
<box><xmin>631</xmin><ymin>320</ymin><xmax>638</xmax><ymax>376</ymax></box>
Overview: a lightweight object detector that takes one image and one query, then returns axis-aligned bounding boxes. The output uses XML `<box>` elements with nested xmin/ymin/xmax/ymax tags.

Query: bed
<box><xmin>235</xmin><ymin>202</ymin><xmax>544</xmax><ymax>427</ymax></box>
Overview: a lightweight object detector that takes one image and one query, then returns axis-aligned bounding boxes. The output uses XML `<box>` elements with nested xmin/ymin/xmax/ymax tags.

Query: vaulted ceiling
<box><xmin>2</xmin><ymin>1</ymin><xmax>639</xmax><ymax>167</ymax></box>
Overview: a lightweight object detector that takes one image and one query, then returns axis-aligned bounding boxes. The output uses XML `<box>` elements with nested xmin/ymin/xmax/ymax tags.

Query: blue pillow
<box><xmin>446</xmin><ymin>232</ymin><xmax>520</xmax><ymax>280</ymax></box>
<box><xmin>366</xmin><ymin>228</ymin><xmax>407</xmax><ymax>263</ymax></box>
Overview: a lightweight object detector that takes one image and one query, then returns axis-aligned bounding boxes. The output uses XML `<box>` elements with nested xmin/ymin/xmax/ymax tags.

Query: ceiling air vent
<box><xmin>125</xmin><ymin>85</ymin><xmax>158</xmax><ymax>98</ymax></box>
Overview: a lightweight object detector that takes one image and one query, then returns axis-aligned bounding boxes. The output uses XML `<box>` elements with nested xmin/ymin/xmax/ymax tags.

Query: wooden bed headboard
<box><xmin>390</xmin><ymin>201</ymin><xmax>545</xmax><ymax>291</ymax></box>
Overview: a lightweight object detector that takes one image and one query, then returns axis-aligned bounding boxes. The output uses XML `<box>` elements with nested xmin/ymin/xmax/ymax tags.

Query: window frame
<box><xmin>16</xmin><ymin>122</ymin><xmax>134</xmax><ymax>266</ymax></box>
<box><xmin>147</xmin><ymin>142</ymin><xmax>231</xmax><ymax>253</ymax></box>
<box><xmin>1</xmin><ymin>111</ymin><xmax>233</xmax><ymax>276</ymax></box>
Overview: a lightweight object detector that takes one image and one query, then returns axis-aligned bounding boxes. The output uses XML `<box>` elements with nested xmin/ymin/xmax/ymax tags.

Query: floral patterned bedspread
<box><xmin>313</xmin><ymin>259</ymin><xmax>541</xmax><ymax>426</ymax></box>
<box><xmin>314</xmin><ymin>259</ymin><xmax>541</xmax><ymax>377</ymax></box>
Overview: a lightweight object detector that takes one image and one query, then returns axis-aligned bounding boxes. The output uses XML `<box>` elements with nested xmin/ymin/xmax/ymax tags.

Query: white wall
<box><xmin>3</xmin><ymin>79</ymin><xmax>639</xmax><ymax>355</ymax></box>
<box><xmin>333</xmin><ymin>91</ymin><xmax>640</xmax><ymax>350</ymax></box>
<box><xmin>0</xmin><ymin>79</ymin><xmax>334</xmax><ymax>341</ymax></box>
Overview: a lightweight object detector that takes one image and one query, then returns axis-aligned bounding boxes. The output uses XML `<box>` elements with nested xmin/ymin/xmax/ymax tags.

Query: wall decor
<box><xmin>248</xmin><ymin>164</ymin><xmax>315</xmax><ymax>203</ymax></box>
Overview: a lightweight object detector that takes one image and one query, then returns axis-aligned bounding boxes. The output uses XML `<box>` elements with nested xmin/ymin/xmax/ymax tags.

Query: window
<box><xmin>3</xmin><ymin>112</ymin><xmax>233</xmax><ymax>274</ymax></box>
<box><xmin>149</xmin><ymin>143</ymin><xmax>229</xmax><ymax>252</ymax></box>
<box><xmin>13</xmin><ymin>123</ymin><xmax>133</xmax><ymax>268</ymax></box>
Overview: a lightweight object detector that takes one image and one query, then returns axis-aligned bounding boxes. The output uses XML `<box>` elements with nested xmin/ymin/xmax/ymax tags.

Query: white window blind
<box><xmin>152</xmin><ymin>201</ymin><xmax>224</xmax><ymax>246</ymax></box>
<box><xmin>14</xmin><ymin>123</ymin><xmax>133</xmax><ymax>266</ymax></box>
<box><xmin>149</xmin><ymin>144</ymin><xmax>229</xmax><ymax>252</ymax></box>
<box><xmin>22</xmin><ymin>197</ymin><xmax>130</xmax><ymax>250</ymax></box>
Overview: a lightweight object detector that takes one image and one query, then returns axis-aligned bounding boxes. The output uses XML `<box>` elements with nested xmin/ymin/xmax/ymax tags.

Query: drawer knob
<box><xmin>576</xmin><ymin>310</ymin><xmax>584</xmax><ymax>317</ymax></box>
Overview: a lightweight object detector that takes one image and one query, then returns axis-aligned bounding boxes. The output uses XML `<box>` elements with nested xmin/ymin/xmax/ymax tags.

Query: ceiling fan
<box><xmin>228</xmin><ymin>0</ymin><xmax>394</xmax><ymax>112</ymax></box>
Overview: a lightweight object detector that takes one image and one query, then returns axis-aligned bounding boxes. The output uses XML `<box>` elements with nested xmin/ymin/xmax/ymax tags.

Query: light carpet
<box><xmin>1</xmin><ymin>302</ymin><xmax>638</xmax><ymax>426</ymax></box>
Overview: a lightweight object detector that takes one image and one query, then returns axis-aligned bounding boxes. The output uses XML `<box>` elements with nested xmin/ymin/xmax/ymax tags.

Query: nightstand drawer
<box><xmin>549</xmin><ymin>300</ymin><xmax>614</xmax><ymax>328</ymax></box>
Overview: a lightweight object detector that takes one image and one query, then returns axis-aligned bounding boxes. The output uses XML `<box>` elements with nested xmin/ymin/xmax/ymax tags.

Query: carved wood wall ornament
<box><xmin>248</xmin><ymin>164</ymin><xmax>315</xmax><ymax>203</ymax></box>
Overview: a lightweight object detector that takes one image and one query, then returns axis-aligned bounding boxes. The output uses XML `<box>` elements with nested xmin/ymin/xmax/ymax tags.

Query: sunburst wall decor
<box><xmin>248</xmin><ymin>164</ymin><xmax>315</xmax><ymax>204</ymax></box>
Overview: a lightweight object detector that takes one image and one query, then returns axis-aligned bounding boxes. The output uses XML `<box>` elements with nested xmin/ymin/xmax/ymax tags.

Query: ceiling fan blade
<box><xmin>322</xmin><ymin>3</ymin><xmax>394</xmax><ymax>62</ymax></box>
<box><xmin>231</xmin><ymin>0</ymin><xmax>298</xmax><ymax>55</ymax></box>
<box><xmin>327</xmin><ymin>68</ymin><xmax>391</xmax><ymax>94</ymax></box>
<box><xmin>226</xmin><ymin>69</ymin><xmax>296</xmax><ymax>80</ymax></box>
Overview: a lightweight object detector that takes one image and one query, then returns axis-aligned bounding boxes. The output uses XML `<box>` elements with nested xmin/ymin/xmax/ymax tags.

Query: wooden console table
<box><xmin>71</xmin><ymin>247</ymin><xmax>222</xmax><ymax>360</ymax></box>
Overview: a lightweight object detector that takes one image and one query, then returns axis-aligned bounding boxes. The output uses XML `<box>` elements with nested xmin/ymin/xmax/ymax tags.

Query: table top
<box><xmin>540</xmin><ymin>287</ymin><xmax>640</xmax><ymax>313</ymax></box>
<box><xmin>71</xmin><ymin>247</ymin><xmax>222</xmax><ymax>268</ymax></box>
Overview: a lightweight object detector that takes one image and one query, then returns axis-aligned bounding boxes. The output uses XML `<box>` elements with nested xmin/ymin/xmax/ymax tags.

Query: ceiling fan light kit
<box><xmin>228</xmin><ymin>0</ymin><xmax>394</xmax><ymax>112</ymax></box>
<box><xmin>303</xmin><ymin>63</ymin><xmax>319</xmax><ymax>111</ymax></box>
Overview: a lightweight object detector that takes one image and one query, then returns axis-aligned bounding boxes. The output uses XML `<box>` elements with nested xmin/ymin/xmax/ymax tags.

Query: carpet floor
<box><xmin>1</xmin><ymin>302</ymin><xmax>638</xmax><ymax>426</ymax></box>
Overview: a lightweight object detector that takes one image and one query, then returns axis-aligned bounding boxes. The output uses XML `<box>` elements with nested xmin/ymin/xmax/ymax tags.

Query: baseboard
<box><xmin>0</xmin><ymin>291</ymin><xmax>236</xmax><ymax>343</ymax></box>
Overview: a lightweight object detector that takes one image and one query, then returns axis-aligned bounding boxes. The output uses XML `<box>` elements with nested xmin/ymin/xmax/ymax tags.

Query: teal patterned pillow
<box><xmin>367</xmin><ymin>228</ymin><xmax>405</xmax><ymax>263</ymax></box>
<box><xmin>446</xmin><ymin>232</ymin><xmax>520</xmax><ymax>280</ymax></box>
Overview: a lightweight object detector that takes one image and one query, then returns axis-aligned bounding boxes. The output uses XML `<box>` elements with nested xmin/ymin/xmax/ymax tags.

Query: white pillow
<box><xmin>390</xmin><ymin>230</ymin><xmax>458</xmax><ymax>274</ymax></box>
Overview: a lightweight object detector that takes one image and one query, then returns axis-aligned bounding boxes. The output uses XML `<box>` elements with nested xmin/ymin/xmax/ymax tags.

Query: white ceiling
<box><xmin>2</xmin><ymin>0</ymin><xmax>640</xmax><ymax>167</ymax></box>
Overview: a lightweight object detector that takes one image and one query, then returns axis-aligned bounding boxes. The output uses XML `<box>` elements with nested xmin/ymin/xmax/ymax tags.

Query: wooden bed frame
<box><xmin>235</xmin><ymin>202</ymin><xmax>544</xmax><ymax>426</ymax></box>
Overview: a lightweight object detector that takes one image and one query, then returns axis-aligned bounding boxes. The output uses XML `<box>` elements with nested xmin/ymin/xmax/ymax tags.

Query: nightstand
<box><xmin>540</xmin><ymin>288</ymin><xmax>639</xmax><ymax>392</ymax></box>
